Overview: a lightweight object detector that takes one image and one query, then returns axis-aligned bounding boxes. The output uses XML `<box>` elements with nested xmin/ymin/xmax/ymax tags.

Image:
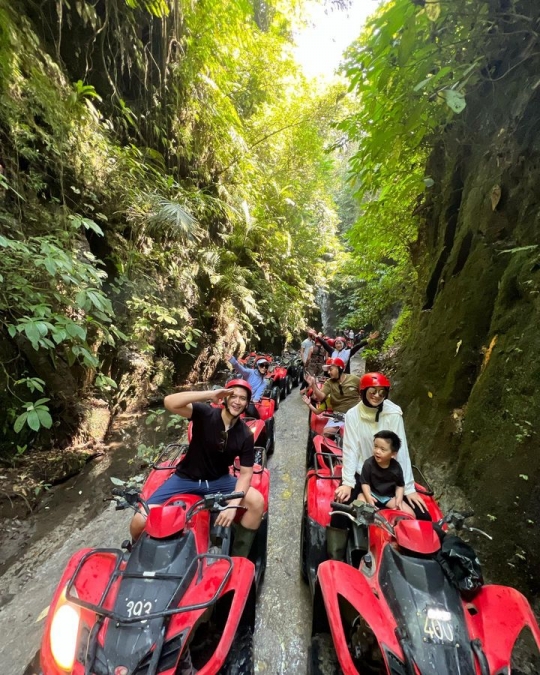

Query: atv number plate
<box><xmin>423</xmin><ymin>607</ymin><xmax>454</xmax><ymax>644</ymax></box>
<box><xmin>126</xmin><ymin>600</ymin><xmax>153</xmax><ymax>618</ymax></box>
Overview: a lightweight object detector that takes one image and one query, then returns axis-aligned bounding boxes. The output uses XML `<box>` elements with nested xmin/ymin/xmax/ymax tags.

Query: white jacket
<box><xmin>342</xmin><ymin>400</ymin><xmax>415</xmax><ymax>494</ymax></box>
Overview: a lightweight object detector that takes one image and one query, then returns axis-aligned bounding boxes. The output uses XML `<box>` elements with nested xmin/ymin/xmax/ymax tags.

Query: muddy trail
<box><xmin>0</xmin><ymin>382</ymin><xmax>316</xmax><ymax>675</ymax></box>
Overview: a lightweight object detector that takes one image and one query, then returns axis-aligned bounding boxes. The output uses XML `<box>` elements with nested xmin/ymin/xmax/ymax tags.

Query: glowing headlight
<box><xmin>50</xmin><ymin>601</ymin><xmax>80</xmax><ymax>671</ymax></box>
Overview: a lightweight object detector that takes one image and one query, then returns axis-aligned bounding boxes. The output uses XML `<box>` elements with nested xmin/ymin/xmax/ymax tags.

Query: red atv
<box><xmin>309</xmin><ymin>500</ymin><xmax>540</xmax><ymax>674</ymax></box>
<box><xmin>266</xmin><ymin>356</ymin><xmax>290</xmax><ymax>403</ymax></box>
<box><xmin>306</xmin><ymin>410</ymin><xmax>344</xmax><ymax>469</ymax></box>
<box><xmin>39</xmin><ymin>441</ymin><xmax>269</xmax><ymax>675</ymax></box>
<box><xmin>281</xmin><ymin>349</ymin><xmax>304</xmax><ymax>389</ymax></box>
<box><xmin>300</xmin><ymin>449</ymin><xmax>444</xmax><ymax>597</ymax></box>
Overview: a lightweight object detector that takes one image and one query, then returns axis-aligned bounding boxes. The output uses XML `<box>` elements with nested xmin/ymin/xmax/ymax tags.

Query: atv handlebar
<box><xmin>186</xmin><ymin>491</ymin><xmax>246</xmax><ymax>520</ymax></box>
<box><xmin>323</xmin><ymin>412</ymin><xmax>345</xmax><ymax>422</ymax></box>
<box><xmin>110</xmin><ymin>486</ymin><xmax>150</xmax><ymax>515</ymax></box>
<box><xmin>330</xmin><ymin>500</ymin><xmax>397</xmax><ymax>536</ymax></box>
<box><xmin>438</xmin><ymin>509</ymin><xmax>493</xmax><ymax>540</ymax></box>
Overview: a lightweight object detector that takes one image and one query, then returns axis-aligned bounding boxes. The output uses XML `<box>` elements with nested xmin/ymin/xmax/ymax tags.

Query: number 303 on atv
<box><xmin>38</xmin><ymin>443</ymin><xmax>269</xmax><ymax>675</ymax></box>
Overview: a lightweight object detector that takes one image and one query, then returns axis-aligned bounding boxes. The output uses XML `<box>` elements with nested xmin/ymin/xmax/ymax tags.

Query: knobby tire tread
<box><xmin>218</xmin><ymin>626</ymin><xmax>254</xmax><ymax>675</ymax></box>
<box><xmin>309</xmin><ymin>633</ymin><xmax>340</xmax><ymax>675</ymax></box>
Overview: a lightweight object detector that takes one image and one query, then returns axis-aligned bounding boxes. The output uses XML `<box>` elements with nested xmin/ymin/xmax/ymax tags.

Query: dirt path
<box><xmin>254</xmin><ymin>388</ymin><xmax>312</xmax><ymax>673</ymax></box>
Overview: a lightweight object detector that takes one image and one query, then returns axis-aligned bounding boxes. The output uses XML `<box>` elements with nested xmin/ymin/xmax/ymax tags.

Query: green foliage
<box><xmin>0</xmin><ymin>232</ymin><xmax>118</xmax><ymax>362</ymax></box>
<box><xmin>334</xmin><ymin>0</ymin><xmax>507</xmax><ymax>330</ymax></box>
<box><xmin>14</xmin><ymin>398</ymin><xmax>53</xmax><ymax>433</ymax></box>
<box><xmin>0</xmin><ymin>0</ymin><xmax>346</xmax><ymax>453</ymax></box>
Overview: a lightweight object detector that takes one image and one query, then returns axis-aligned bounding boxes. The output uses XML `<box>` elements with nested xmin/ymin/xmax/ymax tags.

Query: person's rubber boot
<box><xmin>326</xmin><ymin>526</ymin><xmax>348</xmax><ymax>561</ymax></box>
<box><xmin>232</xmin><ymin>523</ymin><xmax>257</xmax><ymax>558</ymax></box>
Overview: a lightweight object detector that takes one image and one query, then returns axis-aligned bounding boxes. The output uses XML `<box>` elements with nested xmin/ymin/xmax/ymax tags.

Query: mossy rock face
<box><xmin>392</xmin><ymin>72</ymin><xmax>540</xmax><ymax>595</ymax></box>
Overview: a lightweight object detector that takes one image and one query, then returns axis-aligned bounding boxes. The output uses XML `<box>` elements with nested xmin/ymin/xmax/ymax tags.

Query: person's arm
<box><xmin>349</xmin><ymin>331</ymin><xmax>380</xmax><ymax>358</ymax></box>
<box><xmin>164</xmin><ymin>388</ymin><xmax>231</xmax><ymax>418</ymax></box>
<box><xmin>304</xmin><ymin>374</ymin><xmax>327</xmax><ymax>402</ymax></box>
<box><xmin>302</xmin><ymin>394</ymin><xmax>320</xmax><ymax>415</ymax></box>
<box><xmin>215</xmin><ymin>464</ymin><xmax>253</xmax><ymax>527</ymax></box>
<box><xmin>316</xmin><ymin>335</ymin><xmax>333</xmax><ymax>355</ymax></box>
<box><xmin>334</xmin><ymin>411</ymin><xmax>357</xmax><ymax>502</ymax></box>
<box><xmin>392</xmin><ymin>415</ymin><xmax>427</xmax><ymax>511</ymax></box>
<box><xmin>360</xmin><ymin>461</ymin><xmax>376</xmax><ymax>507</ymax></box>
<box><xmin>395</xmin><ymin>485</ymin><xmax>405</xmax><ymax>511</ymax></box>
<box><xmin>227</xmin><ymin>354</ymin><xmax>251</xmax><ymax>379</ymax></box>
<box><xmin>361</xmin><ymin>484</ymin><xmax>376</xmax><ymax>507</ymax></box>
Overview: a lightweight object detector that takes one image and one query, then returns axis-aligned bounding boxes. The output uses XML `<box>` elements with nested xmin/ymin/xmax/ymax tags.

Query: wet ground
<box><xmin>0</xmin><ymin>383</ymin><xmax>316</xmax><ymax>675</ymax></box>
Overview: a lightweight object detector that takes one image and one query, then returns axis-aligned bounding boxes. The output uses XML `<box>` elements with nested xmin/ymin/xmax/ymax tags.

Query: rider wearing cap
<box><xmin>226</xmin><ymin>353</ymin><xmax>270</xmax><ymax>418</ymax></box>
<box><xmin>304</xmin><ymin>357</ymin><xmax>360</xmax><ymax>436</ymax></box>
<box><xmin>130</xmin><ymin>380</ymin><xmax>264</xmax><ymax>556</ymax></box>
<box><xmin>334</xmin><ymin>372</ymin><xmax>426</xmax><ymax>515</ymax></box>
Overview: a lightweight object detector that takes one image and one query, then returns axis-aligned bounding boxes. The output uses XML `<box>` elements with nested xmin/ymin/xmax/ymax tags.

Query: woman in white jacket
<box><xmin>334</xmin><ymin>372</ymin><xmax>427</xmax><ymax>515</ymax></box>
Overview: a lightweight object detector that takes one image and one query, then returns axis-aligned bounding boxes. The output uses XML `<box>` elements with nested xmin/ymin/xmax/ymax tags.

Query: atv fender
<box><xmin>464</xmin><ymin>584</ymin><xmax>540</xmax><ymax>671</ymax></box>
<box><xmin>40</xmin><ymin>548</ymin><xmax>101</xmax><ymax>674</ymax></box>
<box><xmin>317</xmin><ymin>560</ymin><xmax>401</xmax><ymax>675</ymax></box>
<box><xmin>193</xmin><ymin>557</ymin><xmax>256</xmax><ymax>675</ymax></box>
<box><xmin>306</xmin><ymin>471</ymin><xmax>340</xmax><ymax>528</ymax></box>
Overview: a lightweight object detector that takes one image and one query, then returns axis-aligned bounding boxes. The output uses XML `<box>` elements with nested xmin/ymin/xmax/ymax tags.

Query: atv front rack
<box><xmin>313</xmin><ymin>452</ymin><xmax>342</xmax><ymax>478</ymax></box>
<box><xmin>65</xmin><ymin>548</ymin><xmax>233</xmax><ymax>623</ymax></box>
<box><xmin>152</xmin><ymin>443</ymin><xmax>188</xmax><ymax>470</ymax></box>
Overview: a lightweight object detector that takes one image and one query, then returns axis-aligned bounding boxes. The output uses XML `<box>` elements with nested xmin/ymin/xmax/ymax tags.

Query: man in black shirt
<box><xmin>129</xmin><ymin>380</ymin><xmax>264</xmax><ymax>556</ymax></box>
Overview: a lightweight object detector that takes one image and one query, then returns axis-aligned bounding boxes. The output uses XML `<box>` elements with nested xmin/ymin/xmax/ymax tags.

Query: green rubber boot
<box><xmin>232</xmin><ymin>523</ymin><xmax>258</xmax><ymax>558</ymax></box>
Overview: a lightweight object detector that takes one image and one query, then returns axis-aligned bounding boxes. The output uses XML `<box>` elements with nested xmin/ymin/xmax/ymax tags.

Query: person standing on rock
<box><xmin>334</xmin><ymin>372</ymin><xmax>427</xmax><ymax>516</ymax></box>
<box><xmin>130</xmin><ymin>380</ymin><xmax>264</xmax><ymax>557</ymax></box>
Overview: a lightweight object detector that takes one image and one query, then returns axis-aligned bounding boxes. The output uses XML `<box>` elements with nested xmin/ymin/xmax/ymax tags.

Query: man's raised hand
<box><xmin>209</xmin><ymin>388</ymin><xmax>232</xmax><ymax>404</ymax></box>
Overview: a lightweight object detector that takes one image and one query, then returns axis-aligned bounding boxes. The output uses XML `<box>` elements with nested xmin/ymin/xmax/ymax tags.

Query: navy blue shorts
<box><xmin>148</xmin><ymin>473</ymin><xmax>238</xmax><ymax>505</ymax></box>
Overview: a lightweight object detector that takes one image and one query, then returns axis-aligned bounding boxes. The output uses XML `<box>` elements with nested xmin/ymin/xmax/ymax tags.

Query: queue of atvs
<box><xmin>36</xmin><ymin>353</ymin><xmax>540</xmax><ymax>674</ymax></box>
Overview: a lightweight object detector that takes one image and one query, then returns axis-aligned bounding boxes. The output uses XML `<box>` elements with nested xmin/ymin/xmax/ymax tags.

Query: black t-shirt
<box><xmin>176</xmin><ymin>403</ymin><xmax>254</xmax><ymax>481</ymax></box>
<box><xmin>359</xmin><ymin>456</ymin><xmax>404</xmax><ymax>498</ymax></box>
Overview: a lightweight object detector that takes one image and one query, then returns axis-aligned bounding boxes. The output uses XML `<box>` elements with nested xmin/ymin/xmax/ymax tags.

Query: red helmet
<box><xmin>334</xmin><ymin>336</ymin><xmax>346</xmax><ymax>346</ymax></box>
<box><xmin>359</xmin><ymin>372</ymin><xmax>391</xmax><ymax>391</ymax></box>
<box><xmin>326</xmin><ymin>338</ymin><xmax>336</xmax><ymax>348</ymax></box>
<box><xmin>226</xmin><ymin>379</ymin><xmax>252</xmax><ymax>402</ymax></box>
<box><xmin>323</xmin><ymin>357</ymin><xmax>345</xmax><ymax>371</ymax></box>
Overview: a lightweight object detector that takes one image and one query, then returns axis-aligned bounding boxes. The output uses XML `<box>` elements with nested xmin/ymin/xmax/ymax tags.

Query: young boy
<box><xmin>358</xmin><ymin>430</ymin><xmax>415</xmax><ymax>515</ymax></box>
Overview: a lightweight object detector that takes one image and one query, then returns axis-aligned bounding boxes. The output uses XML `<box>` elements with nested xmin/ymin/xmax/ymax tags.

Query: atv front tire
<box><xmin>271</xmin><ymin>386</ymin><xmax>280</xmax><ymax>411</ymax></box>
<box><xmin>265</xmin><ymin>418</ymin><xmax>275</xmax><ymax>456</ymax></box>
<box><xmin>308</xmin><ymin>633</ymin><xmax>340</xmax><ymax>675</ymax></box>
<box><xmin>306</xmin><ymin>430</ymin><xmax>315</xmax><ymax>469</ymax></box>
<box><xmin>286</xmin><ymin>374</ymin><xmax>293</xmax><ymax>394</ymax></box>
<box><xmin>300</xmin><ymin>502</ymin><xmax>308</xmax><ymax>583</ymax></box>
<box><xmin>218</xmin><ymin>626</ymin><xmax>254</xmax><ymax>675</ymax></box>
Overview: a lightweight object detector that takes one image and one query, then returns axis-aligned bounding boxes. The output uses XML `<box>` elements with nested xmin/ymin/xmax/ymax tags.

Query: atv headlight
<box><xmin>50</xmin><ymin>594</ymin><xmax>80</xmax><ymax>671</ymax></box>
